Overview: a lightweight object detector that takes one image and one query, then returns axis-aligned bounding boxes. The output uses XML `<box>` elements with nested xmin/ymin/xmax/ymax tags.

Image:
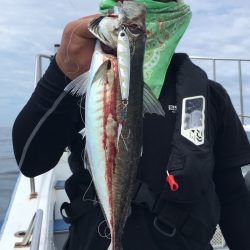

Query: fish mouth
<box><xmin>101</xmin><ymin>43</ymin><xmax>117</xmax><ymax>57</ymax></box>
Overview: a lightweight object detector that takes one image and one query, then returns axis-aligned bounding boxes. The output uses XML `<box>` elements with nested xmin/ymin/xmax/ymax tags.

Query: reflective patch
<box><xmin>168</xmin><ymin>105</ymin><xmax>177</xmax><ymax>113</ymax></box>
<box><xmin>181</xmin><ymin>96</ymin><xmax>205</xmax><ymax>146</ymax></box>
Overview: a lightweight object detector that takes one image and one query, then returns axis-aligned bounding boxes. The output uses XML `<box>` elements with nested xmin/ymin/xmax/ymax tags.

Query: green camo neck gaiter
<box><xmin>100</xmin><ymin>0</ymin><xmax>192</xmax><ymax>98</ymax></box>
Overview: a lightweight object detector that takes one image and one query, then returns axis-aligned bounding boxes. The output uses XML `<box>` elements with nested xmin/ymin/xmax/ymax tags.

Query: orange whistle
<box><xmin>166</xmin><ymin>171</ymin><xmax>179</xmax><ymax>191</ymax></box>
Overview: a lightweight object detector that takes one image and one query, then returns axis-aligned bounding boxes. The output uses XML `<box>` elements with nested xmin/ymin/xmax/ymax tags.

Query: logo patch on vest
<box><xmin>181</xmin><ymin>96</ymin><xmax>205</xmax><ymax>146</ymax></box>
<box><xmin>168</xmin><ymin>105</ymin><xmax>177</xmax><ymax>113</ymax></box>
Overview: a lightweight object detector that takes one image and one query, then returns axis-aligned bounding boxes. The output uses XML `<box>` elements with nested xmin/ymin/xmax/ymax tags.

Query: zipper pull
<box><xmin>166</xmin><ymin>171</ymin><xmax>179</xmax><ymax>192</ymax></box>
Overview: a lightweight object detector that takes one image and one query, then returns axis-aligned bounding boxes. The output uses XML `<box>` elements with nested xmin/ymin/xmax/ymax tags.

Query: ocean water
<box><xmin>0</xmin><ymin>127</ymin><xmax>19</xmax><ymax>227</ymax></box>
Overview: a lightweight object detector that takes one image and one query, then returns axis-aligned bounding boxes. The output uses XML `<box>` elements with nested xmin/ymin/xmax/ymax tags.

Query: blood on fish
<box><xmin>107</xmin><ymin>14</ymin><xmax>119</xmax><ymax>18</ymax></box>
<box><xmin>103</xmin><ymin>58</ymin><xmax>119</xmax><ymax>248</ymax></box>
<box><xmin>86</xmin><ymin>2</ymin><xmax>148</xmax><ymax>249</ymax></box>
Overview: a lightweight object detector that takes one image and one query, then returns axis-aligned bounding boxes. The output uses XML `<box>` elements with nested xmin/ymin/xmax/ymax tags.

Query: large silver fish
<box><xmin>67</xmin><ymin>1</ymin><xmax>165</xmax><ymax>249</ymax></box>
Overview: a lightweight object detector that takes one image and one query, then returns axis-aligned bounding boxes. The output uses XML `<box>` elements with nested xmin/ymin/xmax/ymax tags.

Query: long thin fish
<box><xmin>67</xmin><ymin>2</ymin><xmax>165</xmax><ymax>250</ymax></box>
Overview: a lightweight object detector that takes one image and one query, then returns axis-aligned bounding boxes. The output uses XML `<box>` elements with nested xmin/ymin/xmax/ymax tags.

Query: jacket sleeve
<box><xmin>214</xmin><ymin>167</ymin><xmax>250</xmax><ymax>250</ymax></box>
<box><xmin>210</xmin><ymin>80</ymin><xmax>250</xmax><ymax>249</ymax></box>
<box><xmin>12</xmin><ymin>56</ymin><xmax>81</xmax><ymax>177</ymax></box>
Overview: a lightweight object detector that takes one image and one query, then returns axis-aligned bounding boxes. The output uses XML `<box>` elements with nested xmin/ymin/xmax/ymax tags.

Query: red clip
<box><xmin>166</xmin><ymin>171</ymin><xmax>179</xmax><ymax>192</ymax></box>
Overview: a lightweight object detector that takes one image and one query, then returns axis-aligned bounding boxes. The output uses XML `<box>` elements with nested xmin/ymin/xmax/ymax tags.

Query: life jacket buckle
<box><xmin>153</xmin><ymin>217</ymin><xmax>177</xmax><ymax>237</ymax></box>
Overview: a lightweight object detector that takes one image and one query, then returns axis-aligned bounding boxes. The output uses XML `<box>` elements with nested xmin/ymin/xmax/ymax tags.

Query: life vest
<box><xmin>62</xmin><ymin>54</ymin><xmax>220</xmax><ymax>250</ymax></box>
<box><xmin>133</xmin><ymin>54</ymin><xmax>220</xmax><ymax>250</ymax></box>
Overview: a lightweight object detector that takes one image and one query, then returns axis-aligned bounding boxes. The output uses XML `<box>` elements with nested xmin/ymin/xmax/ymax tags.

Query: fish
<box><xmin>66</xmin><ymin>1</ymin><xmax>165</xmax><ymax>249</ymax></box>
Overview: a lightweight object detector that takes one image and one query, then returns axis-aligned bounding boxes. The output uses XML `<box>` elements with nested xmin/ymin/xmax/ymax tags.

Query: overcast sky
<box><xmin>0</xmin><ymin>0</ymin><xmax>250</xmax><ymax>127</ymax></box>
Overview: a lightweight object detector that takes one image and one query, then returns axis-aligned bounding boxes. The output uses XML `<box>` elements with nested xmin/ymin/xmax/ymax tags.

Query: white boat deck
<box><xmin>0</xmin><ymin>152</ymin><xmax>71</xmax><ymax>250</ymax></box>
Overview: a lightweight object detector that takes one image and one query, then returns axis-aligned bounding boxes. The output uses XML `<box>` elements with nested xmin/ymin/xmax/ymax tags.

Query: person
<box><xmin>12</xmin><ymin>0</ymin><xmax>250</xmax><ymax>250</ymax></box>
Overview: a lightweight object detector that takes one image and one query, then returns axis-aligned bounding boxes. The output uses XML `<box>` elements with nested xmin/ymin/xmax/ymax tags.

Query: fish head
<box><xmin>119</xmin><ymin>1</ymin><xmax>146</xmax><ymax>34</ymax></box>
<box><xmin>88</xmin><ymin>1</ymin><xmax>147</xmax><ymax>51</ymax></box>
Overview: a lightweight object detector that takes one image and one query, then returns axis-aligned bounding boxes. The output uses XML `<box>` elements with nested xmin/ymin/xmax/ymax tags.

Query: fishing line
<box><xmin>79</xmin><ymin>95</ymin><xmax>86</xmax><ymax>126</ymax></box>
<box><xmin>77</xmin><ymin>97</ymin><xmax>86</xmax><ymax>127</ymax></box>
<box><xmin>121</xmin><ymin>133</ymin><xmax>128</xmax><ymax>151</ymax></box>
<box><xmin>80</xmin><ymin>147</ymin><xmax>98</xmax><ymax>205</ymax></box>
<box><xmin>120</xmin><ymin>129</ymin><xmax>131</xmax><ymax>151</ymax></box>
<box><xmin>104</xmin><ymin>226</ymin><xmax>111</xmax><ymax>239</ymax></box>
<box><xmin>82</xmin><ymin>179</ymin><xmax>99</xmax><ymax>204</ymax></box>
<box><xmin>64</xmin><ymin>20</ymin><xmax>84</xmax><ymax>78</ymax></box>
<box><xmin>122</xmin><ymin>129</ymin><xmax>130</xmax><ymax>140</ymax></box>
<box><xmin>97</xmin><ymin>220</ymin><xmax>111</xmax><ymax>239</ymax></box>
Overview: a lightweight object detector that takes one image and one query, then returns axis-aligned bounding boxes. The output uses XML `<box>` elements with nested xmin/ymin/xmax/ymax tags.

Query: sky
<box><xmin>0</xmin><ymin>0</ymin><xmax>250</xmax><ymax>127</ymax></box>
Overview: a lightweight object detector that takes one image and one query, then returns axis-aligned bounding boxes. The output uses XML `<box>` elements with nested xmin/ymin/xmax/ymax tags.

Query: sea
<box><xmin>0</xmin><ymin>127</ymin><xmax>19</xmax><ymax>229</ymax></box>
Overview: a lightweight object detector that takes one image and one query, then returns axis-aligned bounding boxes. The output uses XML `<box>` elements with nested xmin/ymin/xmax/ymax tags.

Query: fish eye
<box><xmin>120</xmin><ymin>32</ymin><xmax>125</xmax><ymax>37</ymax></box>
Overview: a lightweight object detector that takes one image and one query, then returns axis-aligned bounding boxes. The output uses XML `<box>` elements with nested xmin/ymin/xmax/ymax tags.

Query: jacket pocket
<box><xmin>162</xmin><ymin>151</ymin><xmax>214</xmax><ymax>203</ymax></box>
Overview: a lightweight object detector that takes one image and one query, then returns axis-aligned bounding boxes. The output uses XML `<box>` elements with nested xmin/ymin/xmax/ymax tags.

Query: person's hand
<box><xmin>56</xmin><ymin>14</ymin><xmax>100</xmax><ymax>80</ymax></box>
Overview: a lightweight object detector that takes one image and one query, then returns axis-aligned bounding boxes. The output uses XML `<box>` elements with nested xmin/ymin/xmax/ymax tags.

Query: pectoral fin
<box><xmin>65</xmin><ymin>59</ymin><xmax>111</xmax><ymax>97</ymax></box>
<box><xmin>64</xmin><ymin>71</ymin><xmax>89</xmax><ymax>96</ymax></box>
<box><xmin>143</xmin><ymin>84</ymin><xmax>165</xmax><ymax>116</ymax></box>
<box><xmin>92</xmin><ymin>60</ymin><xmax>111</xmax><ymax>85</ymax></box>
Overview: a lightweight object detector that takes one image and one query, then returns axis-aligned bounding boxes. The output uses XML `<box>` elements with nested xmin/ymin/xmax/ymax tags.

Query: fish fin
<box><xmin>88</xmin><ymin>16</ymin><xmax>105</xmax><ymax>36</ymax></box>
<box><xmin>143</xmin><ymin>83</ymin><xmax>165</xmax><ymax>117</ymax></box>
<box><xmin>84</xmin><ymin>148</ymin><xmax>91</xmax><ymax>172</ymax></box>
<box><xmin>89</xmin><ymin>15</ymin><xmax>105</xmax><ymax>29</ymax></box>
<box><xmin>64</xmin><ymin>71</ymin><xmax>90</xmax><ymax>96</ymax></box>
<box><xmin>88</xmin><ymin>16</ymin><xmax>110</xmax><ymax>45</ymax></box>
<box><xmin>92</xmin><ymin>60</ymin><xmax>111</xmax><ymax>85</ymax></box>
<box><xmin>78</xmin><ymin>128</ymin><xmax>86</xmax><ymax>139</ymax></box>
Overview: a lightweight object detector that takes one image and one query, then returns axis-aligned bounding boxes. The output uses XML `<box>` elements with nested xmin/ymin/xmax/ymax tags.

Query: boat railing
<box><xmin>14</xmin><ymin>209</ymin><xmax>43</xmax><ymax>249</ymax></box>
<box><xmin>34</xmin><ymin>54</ymin><xmax>52</xmax><ymax>88</ymax></box>
<box><xmin>30</xmin><ymin>209</ymin><xmax>43</xmax><ymax>250</ymax></box>
<box><xmin>28</xmin><ymin>54</ymin><xmax>53</xmax><ymax>199</ymax></box>
<box><xmin>29</xmin><ymin>53</ymin><xmax>250</xmax><ymax>199</ymax></box>
<box><xmin>190</xmin><ymin>56</ymin><xmax>250</xmax><ymax>125</ymax></box>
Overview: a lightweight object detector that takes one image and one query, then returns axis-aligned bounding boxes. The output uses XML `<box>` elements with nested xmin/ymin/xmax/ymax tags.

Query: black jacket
<box><xmin>13</xmin><ymin>54</ymin><xmax>250</xmax><ymax>250</ymax></box>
